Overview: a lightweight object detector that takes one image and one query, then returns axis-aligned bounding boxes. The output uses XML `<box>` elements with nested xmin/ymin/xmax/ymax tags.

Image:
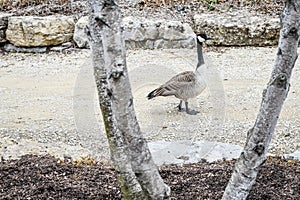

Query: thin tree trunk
<box><xmin>87</xmin><ymin>0</ymin><xmax>170</xmax><ymax>199</ymax></box>
<box><xmin>222</xmin><ymin>1</ymin><xmax>300</xmax><ymax>199</ymax></box>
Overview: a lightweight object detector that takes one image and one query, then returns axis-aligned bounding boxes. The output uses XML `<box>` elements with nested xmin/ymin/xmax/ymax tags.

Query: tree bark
<box><xmin>222</xmin><ymin>1</ymin><xmax>300</xmax><ymax>199</ymax></box>
<box><xmin>87</xmin><ymin>0</ymin><xmax>170</xmax><ymax>199</ymax></box>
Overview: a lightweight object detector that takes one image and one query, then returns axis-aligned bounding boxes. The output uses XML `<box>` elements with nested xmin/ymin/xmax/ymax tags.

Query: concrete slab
<box><xmin>285</xmin><ymin>150</ymin><xmax>300</xmax><ymax>160</ymax></box>
<box><xmin>148</xmin><ymin>140</ymin><xmax>243</xmax><ymax>166</ymax></box>
<box><xmin>149</xmin><ymin>140</ymin><xmax>300</xmax><ymax>166</ymax></box>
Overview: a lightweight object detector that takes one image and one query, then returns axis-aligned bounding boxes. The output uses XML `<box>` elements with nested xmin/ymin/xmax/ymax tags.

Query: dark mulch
<box><xmin>0</xmin><ymin>0</ymin><xmax>284</xmax><ymax>19</ymax></box>
<box><xmin>0</xmin><ymin>154</ymin><xmax>299</xmax><ymax>199</ymax></box>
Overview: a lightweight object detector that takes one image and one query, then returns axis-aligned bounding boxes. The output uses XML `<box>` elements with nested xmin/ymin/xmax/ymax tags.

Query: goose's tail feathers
<box><xmin>147</xmin><ymin>89</ymin><xmax>159</xmax><ymax>100</ymax></box>
<box><xmin>147</xmin><ymin>87</ymin><xmax>167</xmax><ymax>99</ymax></box>
<box><xmin>147</xmin><ymin>87</ymin><xmax>173</xmax><ymax>100</ymax></box>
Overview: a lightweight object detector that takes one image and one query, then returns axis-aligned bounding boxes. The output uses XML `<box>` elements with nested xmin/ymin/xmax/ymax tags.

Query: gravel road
<box><xmin>0</xmin><ymin>47</ymin><xmax>299</xmax><ymax>161</ymax></box>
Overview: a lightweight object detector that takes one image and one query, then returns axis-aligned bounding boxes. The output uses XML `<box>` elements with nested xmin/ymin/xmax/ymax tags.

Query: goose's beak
<box><xmin>207</xmin><ymin>37</ymin><xmax>214</xmax><ymax>40</ymax></box>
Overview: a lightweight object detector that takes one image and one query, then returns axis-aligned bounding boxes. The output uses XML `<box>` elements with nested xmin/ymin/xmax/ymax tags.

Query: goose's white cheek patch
<box><xmin>197</xmin><ymin>36</ymin><xmax>205</xmax><ymax>42</ymax></box>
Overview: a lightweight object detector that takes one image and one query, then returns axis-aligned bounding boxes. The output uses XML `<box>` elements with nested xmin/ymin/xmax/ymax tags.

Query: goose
<box><xmin>147</xmin><ymin>33</ymin><xmax>212</xmax><ymax>115</ymax></box>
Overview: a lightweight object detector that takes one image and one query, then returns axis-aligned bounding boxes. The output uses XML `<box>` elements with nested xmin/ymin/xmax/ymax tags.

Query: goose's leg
<box><xmin>185</xmin><ymin>101</ymin><xmax>198</xmax><ymax>115</ymax></box>
<box><xmin>177</xmin><ymin>100</ymin><xmax>184</xmax><ymax>112</ymax></box>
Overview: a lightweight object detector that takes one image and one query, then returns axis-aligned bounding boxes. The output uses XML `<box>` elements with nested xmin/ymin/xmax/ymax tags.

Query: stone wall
<box><xmin>0</xmin><ymin>11</ymin><xmax>281</xmax><ymax>52</ymax></box>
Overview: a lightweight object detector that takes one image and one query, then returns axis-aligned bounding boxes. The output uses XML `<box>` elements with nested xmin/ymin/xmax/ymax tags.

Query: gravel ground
<box><xmin>0</xmin><ymin>47</ymin><xmax>299</xmax><ymax>161</ymax></box>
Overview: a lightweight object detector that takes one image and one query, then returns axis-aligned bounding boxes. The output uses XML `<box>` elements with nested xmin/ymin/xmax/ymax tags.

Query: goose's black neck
<box><xmin>197</xmin><ymin>41</ymin><xmax>204</xmax><ymax>68</ymax></box>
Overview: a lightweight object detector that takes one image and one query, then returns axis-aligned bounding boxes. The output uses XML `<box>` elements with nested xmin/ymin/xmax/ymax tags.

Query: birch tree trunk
<box><xmin>222</xmin><ymin>0</ymin><xmax>300</xmax><ymax>199</ymax></box>
<box><xmin>87</xmin><ymin>0</ymin><xmax>170</xmax><ymax>199</ymax></box>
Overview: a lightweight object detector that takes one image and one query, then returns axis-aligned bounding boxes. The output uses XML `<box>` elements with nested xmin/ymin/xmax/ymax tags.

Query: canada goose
<box><xmin>147</xmin><ymin>33</ymin><xmax>212</xmax><ymax>115</ymax></box>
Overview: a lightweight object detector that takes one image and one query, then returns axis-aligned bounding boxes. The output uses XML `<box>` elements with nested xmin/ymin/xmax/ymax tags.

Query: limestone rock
<box><xmin>73</xmin><ymin>16</ymin><xmax>89</xmax><ymax>48</ymax></box>
<box><xmin>0</xmin><ymin>13</ymin><xmax>12</xmax><ymax>43</ymax></box>
<box><xmin>73</xmin><ymin>16</ymin><xmax>195</xmax><ymax>49</ymax></box>
<box><xmin>123</xmin><ymin>16</ymin><xmax>195</xmax><ymax>49</ymax></box>
<box><xmin>194</xmin><ymin>12</ymin><xmax>280</xmax><ymax>46</ymax></box>
<box><xmin>123</xmin><ymin>17</ymin><xmax>195</xmax><ymax>49</ymax></box>
<box><xmin>6</xmin><ymin>16</ymin><xmax>75</xmax><ymax>47</ymax></box>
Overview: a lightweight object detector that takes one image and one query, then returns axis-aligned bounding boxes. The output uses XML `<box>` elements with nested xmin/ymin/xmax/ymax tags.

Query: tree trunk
<box><xmin>222</xmin><ymin>1</ymin><xmax>300</xmax><ymax>199</ymax></box>
<box><xmin>87</xmin><ymin>0</ymin><xmax>170</xmax><ymax>199</ymax></box>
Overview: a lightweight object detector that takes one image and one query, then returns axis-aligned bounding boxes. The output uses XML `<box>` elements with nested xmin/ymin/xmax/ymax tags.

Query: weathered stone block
<box><xmin>194</xmin><ymin>12</ymin><xmax>280</xmax><ymax>46</ymax></box>
<box><xmin>0</xmin><ymin>13</ymin><xmax>12</xmax><ymax>43</ymax></box>
<box><xmin>6</xmin><ymin>16</ymin><xmax>75</xmax><ymax>47</ymax></box>
<box><xmin>158</xmin><ymin>21</ymin><xmax>186</xmax><ymax>40</ymax></box>
<box><xmin>73</xmin><ymin>16</ymin><xmax>89</xmax><ymax>48</ymax></box>
<box><xmin>123</xmin><ymin>17</ymin><xmax>160</xmax><ymax>41</ymax></box>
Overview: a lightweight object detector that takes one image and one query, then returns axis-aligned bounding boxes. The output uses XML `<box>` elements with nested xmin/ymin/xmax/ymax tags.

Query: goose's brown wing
<box><xmin>165</xmin><ymin>71</ymin><xmax>196</xmax><ymax>85</ymax></box>
<box><xmin>147</xmin><ymin>71</ymin><xmax>197</xmax><ymax>99</ymax></box>
<box><xmin>163</xmin><ymin>71</ymin><xmax>196</xmax><ymax>90</ymax></box>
